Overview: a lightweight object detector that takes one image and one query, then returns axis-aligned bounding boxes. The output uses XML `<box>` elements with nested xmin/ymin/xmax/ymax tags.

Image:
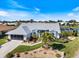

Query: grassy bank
<box><xmin>61</xmin><ymin>38</ymin><xmax>79</xmax><ymax>58</ymax></box>
<box><xmin>50</xmin><ymin>38</ymin><xmax>79</xmax><ymax>58</ymax></box>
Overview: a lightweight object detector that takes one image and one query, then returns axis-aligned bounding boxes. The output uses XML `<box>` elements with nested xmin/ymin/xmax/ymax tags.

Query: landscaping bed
<box><xmin>6</xmin><ymin>43</ymin><xmax>42</xmax><ymax>58</ymax></box>
<box><xmin>6</xmin><ymin>37</ymin><xmax>79</xmax><ymax>58</ymax></box>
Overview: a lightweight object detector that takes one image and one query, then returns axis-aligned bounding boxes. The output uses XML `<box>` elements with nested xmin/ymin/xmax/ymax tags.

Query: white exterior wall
<box><xmin>8</xmin><ymin>35</ymin><xmax>11</xmax><ymax>40</ymax></box>
<box><xmin>57</xmin><ymin>35</ymin><xmax>60</xmax><ymax>38</ymax></box>
<box><xmin>23</xmin><ymin>35</ymin><xmax>27</xmax><ymax>41</ymax></box>
<box><xmin>54</xmin><ymin>32</ymin><xmax>60</xmax><ymax>38</ymax></box>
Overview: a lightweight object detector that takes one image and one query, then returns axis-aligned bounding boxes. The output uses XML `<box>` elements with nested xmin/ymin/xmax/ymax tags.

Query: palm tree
<box><xmin>39</xmin><ymin>32</ymin><xmax>55</xmax><ymax>49</ymax></box>
<box><xmin>32</xmin><ymin>33</ymin><xmax>38</xmax><ymax>42</ymax></box>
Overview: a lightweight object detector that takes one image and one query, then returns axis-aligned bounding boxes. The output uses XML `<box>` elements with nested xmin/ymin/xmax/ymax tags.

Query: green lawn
<box><xmin>6</xmin><ymin>43</ymin><xmax>42</xmax><ymax>58</ymax></box>
<box><xmin>0</xmin><ymin>36</ymin><xmax>8</xmax><ymax>45</ymax></box>
<box><xmin>63</xmin><ymin>26</ymin><xmax>79</xmax><ymax>29</ymax></box>
<box><xmin>61</xmin><ymin>38</ymin><xmax>79</xmax><ymax>58</ymax></box>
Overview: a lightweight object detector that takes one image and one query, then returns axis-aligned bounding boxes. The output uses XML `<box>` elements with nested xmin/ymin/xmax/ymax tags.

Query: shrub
<box><xmin>16</xmin><ymin>52</ymin><xmax>20</xmax><ymax>57</ymax></box>
<box><xmin>6</xmin><ymin>53</ymin><xmax>14</xmax><ymax>58</ymax></box>
<box><xmin>55</xmin><ymin>38</ymin><xmax>69</xmax><ymax>43</ymax></box>
<box><xmin>7</xmin><ymin>39</ymin><xmax>11</xmax><ymax>41</ymax></box>
<box><xmin>56</xmin><ymin>53</ymin><xmax>61</xmax><ymax>58</ymax></box>
<box><xmin>61</xmin><ymin>39</ymin><xmax>79</xmax><ymax>57</ymax></box>
<box><xmin>57</xmin><ymin>39</ymin><xmax>65</xmax><ymax>43</ymax></box>
<box><xmin>61</xmin><ymin>31</ymin><xmax>73</xmax><ymax>37</ymax></box>
<box><xmin>24</xmin><ymin>51</ymin><xmax>28</xmax><ymax>54</ymax></box>
<box><xmin>23</xmin><ymin>40</ymin><xmax>26</xmax><ymax>42</ymax></box>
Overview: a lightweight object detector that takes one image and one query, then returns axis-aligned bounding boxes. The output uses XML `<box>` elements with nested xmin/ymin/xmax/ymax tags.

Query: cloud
<box><xmin>67</xmin><ymin>6</ymin><xmax>79</xmax><ymax>20</ymax></box>
<box><xmin>67</xmin><ymin>12</ymin><xmax>78</xmax><ymax>19</ymax></box>
<box><xmin>0</xmin><ymin>10</ymin><xmax>32</xmax><ymax>21</ymax></box>
<box><xmin>1</xmin><ymin>7</ymin><xmax>79</xmax><ymax>21</ymax></box>
<box><xmin>73</xmin><ymin>6</ymin><xmax>79</xmax><ymax>11</ymax></box>
<box><xmin>0</xmin><ymin>10</ymin><xmax>60</xmax><ymax>21</ymax></box>
<box><xmin>35</xmin><ymin>8</ymin><xmax>40</xmax><ymax>12</ymax></box>
<box><xmin>34</xmin><ymin>8</ymin><xmax>40</xmax><ymax>13</ymax></box>
<box><xmin>0</xmin><ymin>11</ymin><xmax>8</xmax><ymax>16</ymax></box>
<box><xmin>67</xmin><ymin>13</ymin><xmax>74</xmax><ymax>17</ymax></box>
<box><xmin>0</xmin><ymin>10</ymin><xmax>76</xmax><ymax>21</ymax></box>
<box><xmin>9</xmin><ymin>0</ymin><xmax>29</xmax><ymax>9</ymax></box>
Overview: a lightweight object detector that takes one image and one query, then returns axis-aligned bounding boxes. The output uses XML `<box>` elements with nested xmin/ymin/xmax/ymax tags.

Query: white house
<box><xmin>6</xmin><ymin>23</ymin><xmax>61</xmax><ymax>41</ymax></box>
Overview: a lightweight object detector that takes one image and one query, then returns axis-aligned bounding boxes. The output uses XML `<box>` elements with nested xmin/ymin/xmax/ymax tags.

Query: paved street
<box><xmin>0</xmin><ymin>40</ymin><xmax>22</xmax><ymax>58</ymax></box>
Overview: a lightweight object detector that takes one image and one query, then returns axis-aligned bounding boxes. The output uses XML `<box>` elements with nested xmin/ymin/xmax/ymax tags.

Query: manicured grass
<box><xmin>12</xmin><ymin>43</ymin><xmax>42</xmax><ymax>53</ymax></box>
<box><xmin>61</xmin><ymin>38</ymin><xmax>79</xmax><ymax>58</ymax></box>
<box><xmin>6</xmin><ymin>43</ymin><xmax>42</xmax><ymax>58</ymax></box>
<box><xmin>63</xmin><ymin>26</ymin><xmax>79</xmax><ymax>29</ymax></box>
<box><xmin>0</xmin><ymin>36</ymin><xmax>8</xmax><ymax>45</ymax></box>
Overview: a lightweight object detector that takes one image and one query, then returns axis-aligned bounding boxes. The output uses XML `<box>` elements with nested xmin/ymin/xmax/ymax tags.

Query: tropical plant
<box><xmin>61</xmin><ymin>30</ymin><xmax>78</xmax><ymax>37</ymax></box>
<box><xmin>61</xmin><ymin>31</ymin><xmax>73</xmax><ymax>37</ymax></box>
<box><xmin>39</xmin><ymin>32</ymin><xmax>55</xmax><ymax>49</ymax></box>
<box><xmin>56</xmin><ymin>53</ymin><xmax>61</xmax><ymax>58</ymax></box>
<box><xmin>73</xmin><ymin>30</ymin><xmax>78</xmax><ymax>36</ymax></box>
<box><xmin>32</xmin><ymin>33</ymin><xmax>38</xmax><ymax>42</ymax></box>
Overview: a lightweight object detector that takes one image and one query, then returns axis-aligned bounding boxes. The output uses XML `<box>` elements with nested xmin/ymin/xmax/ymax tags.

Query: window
<box><xmin>37</xmin><ymin>30</ymin><xmax>49</xmax><ymax>33</ymax></box>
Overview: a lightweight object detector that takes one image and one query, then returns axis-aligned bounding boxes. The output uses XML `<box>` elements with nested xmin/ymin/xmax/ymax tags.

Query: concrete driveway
<box><xmin>0</xmin><ymin>40</ymin><xmax>22</xmax><ymax>58</ymax></box>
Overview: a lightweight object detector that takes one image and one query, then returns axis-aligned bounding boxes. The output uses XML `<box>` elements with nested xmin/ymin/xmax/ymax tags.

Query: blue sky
<box><xmin>0</xmin><ymin>0</ymin><xmax>79</xmax><ymax>21</ymax></box>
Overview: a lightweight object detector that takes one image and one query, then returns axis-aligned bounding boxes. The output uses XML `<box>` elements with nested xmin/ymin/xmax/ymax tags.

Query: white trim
<box><xmin>23</xmin><ymin>35</ymin><xmax>27</xmax><ymax>41</ymax></box>
<box><xmin>8</xmin><ymin>35</ymin><xmax>11</xmax><ymax>40</ymax></box>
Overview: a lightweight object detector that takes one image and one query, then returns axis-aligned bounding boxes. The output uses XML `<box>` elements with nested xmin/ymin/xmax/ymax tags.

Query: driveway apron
<box><xmin>0</xmin><ymin>40</ymin><xmax>22</xmax><ymax>58</ymax></box>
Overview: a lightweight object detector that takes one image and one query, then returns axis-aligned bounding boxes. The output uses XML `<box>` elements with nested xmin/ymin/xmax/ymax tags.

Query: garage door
<box><xmin>11</xmin><ymin>35</ymin><xmax>23</xmax><ymax>40</ymax></box>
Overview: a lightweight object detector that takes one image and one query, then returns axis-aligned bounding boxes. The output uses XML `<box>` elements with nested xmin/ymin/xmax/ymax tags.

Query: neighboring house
<box><xmin>6</xmin><ymin>22</ymin><xmax>17</xmax><ymax>26</ymax></box>
<box><xmin>61</xmin><ymin>27</ymin><xmax>74</xmax><ymax>32</ymax></box>
<box><xmin>0</xmin><ymin>24</ymin><xmax>16</xmax><ymax>36</ymax></box>
<box><xmin>58</xmin><ymin>22</ymin><xmax>68</xmax><ymax>26</ymax></box>
<box><xmin>6</xmin><ymin>23</ymin><xmax>61</xmax><ymax>41</ymax></box>
<box><xmin>0</xmin><ymin>22</ymin><xmax>3</xmax><ymax>24</ymax></box>
<box><xmin>3</xmin><ymin>22</ymin><xmax>17</xmax><ymax>26</ymax></box>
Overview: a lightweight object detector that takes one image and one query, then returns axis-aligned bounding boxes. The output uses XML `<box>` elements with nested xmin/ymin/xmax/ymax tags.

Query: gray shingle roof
<box><xmin>6</xmin><ymin>23</ymin><xmax>60</xmax><ymax>35</ymax></box>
